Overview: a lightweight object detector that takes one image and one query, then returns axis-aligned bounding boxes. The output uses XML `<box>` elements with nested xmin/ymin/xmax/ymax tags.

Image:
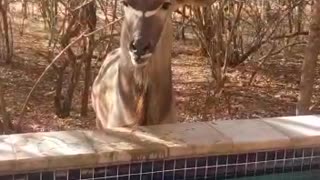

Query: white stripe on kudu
<box><xmin>125</xmin><ymin>2</ymin><xmax>170</xmax><ymax>18</ymax></box>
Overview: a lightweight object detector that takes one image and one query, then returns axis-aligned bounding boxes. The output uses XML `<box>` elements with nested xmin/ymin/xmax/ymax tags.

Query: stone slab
<box><xmin>208</xmin><ymin>119</ymin><xmax>292</xmax><ymax>152</ymax></box>
<box><xmin>11</xmin><ymin>130</ymin><xmax>96</xmax><ymax>172</ymax></box>
<box><xmin>0</xmin><ymin>135</ymin><xmax>15</xmax><ymax>173</ymax></box>
<box><xmin>0</xmin><ymin>115</ymin><xmax>319</xmax><ymax>175</ymax></box>
<box><xmin>263</xmin><ymin>115</ymin><xmax>320</xmax><ymax>147</ymax></box>
<box><xmin>136</xmin><ymin>122</ymin><xmax>233</xmax><ymax>157</ymax></box>
<box><xmin>83</xmin><ymin>129</ymin><xmax>168</xmax><ymax>163</ymax></box>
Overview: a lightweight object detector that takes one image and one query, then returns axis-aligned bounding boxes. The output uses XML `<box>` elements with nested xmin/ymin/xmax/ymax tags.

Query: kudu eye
<box><xmin>161</xmin><ymin>2</ymin><xmax>171</xmax><ymax>10</ymax></box>
<box><xmin>121</xmin><ymin>0</ymin><xmax>129</xmax><ymax>7</ymax></box>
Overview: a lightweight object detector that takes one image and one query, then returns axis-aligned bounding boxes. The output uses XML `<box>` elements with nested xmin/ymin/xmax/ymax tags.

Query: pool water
<box><xmin>230</xmin><ymin>170</ymin><xmax>320</xmax><ymax>180</ymax></box>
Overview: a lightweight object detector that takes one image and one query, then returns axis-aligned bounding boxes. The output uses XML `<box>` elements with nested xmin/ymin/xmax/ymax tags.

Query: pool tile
<box><xmin>217</xmin><ymin>155</ymin><xmax>228</xmax><ymax>165</ymax></box>
<box><xmin>174</xmin><ymin>169</ymin><xmax>184</xmax><ymax>180</ymax></box>
<box><xmin>0</xmin><ymin>135</ymin><xmax>15</xmax><ymax>173</ymax></box>
<box><xmin>196</xmin><ymin>168</ymin><xmax>206</xmax><ymax>178</ymax></box>
<box><xmin>216</xmin><ymin>166</ymin><xmax>227</xmax><ymax>177</ymax></box>
<box><xmin>256</xmin><ymin>162</ymin><xmax>266</xmax><ymax>174</ymax></box>
<box><xmin>304</xmin><ymin>148</ymin><xmax>313</xmax><ymax>157</ymax></box>
<box><xmin>248</xmin><ymin>153</ymin><xmax>257</xmax><ymax>162</ymax></box>
<box><xmin>285</xmin><ymin>149</ymin><xmax>294</xmax><ymax>159</ymax></box>
<box><xmin>302</xmin><ymin>158</ymin><xmax>312</xmax><ymax>167</ymax></box>
<box><xmin>257</xmin><ymin>152</ymin><xmax>266</xmax><ymax>161</ymax></box>
<box><xmin>246</xmin><ymin>163</ymin><xmax>256</xmax><ymax>176</ymax></box>
<box><xmin>186</xmin><ymin>158</ymin><xmax>196</xmax><ymax>168</ymax></box>
<box><xmin>164</xmin><ymin>160</ymin><xmax>174</xmax><ymax>170</ymax></box>
<box><xmin>55</xmin><ymin>170</ymin><xmax>68</xmax><ymax>180</ymax></box>
<box><xmin>265</xmin><ymin>161</ymin><xmax>275</xmax><ymax>173</ymax></box>
<box><xmin>129</xmin><ymin>175</ymin><xmax>140</xmax><ymax>180</ymax></box>
<box><xmin>106</xmin><ymin>165</ymin><xmax>118</xmax><ymax>176</ymax></box>
<box><xmin>295</xmin><ymin>148</ymin><xmax>303</xmax><ymax>158</ymax></box>
<box><xmin>313</xmin><ymin>147</ymin><xmax>320</xmax><ymax>156</ymax></box>
<box><xmin>276</xmin><ymin>150</ymin><xmax>285</xmax><ymax>159</ymax></box>
<box><xmin>175</xmin><ymin>158</ymin><xmax>185</xmax><ymax>169</ymax></box>
<box><xmin>153</xmin><ymin>172</ymin><xmax>163</xmax><ymax>180</ymax></box>
<box><xmin>118</xmin><ymin>165</ymin><xmax>130</xmax><ymax>176</ymax></box>
<box><xmin>163</xmin><ymin>171</ymin><xmax>174</xmax><ymax>180</ymax></box>
<box><xmin>266</xmin><ymin>151</ymin><xmax>276</xmax><ymax>161</ymax></box>
<box><xmin>153</xmin><ymin>160</ymin><xmax>164</xmax><ymax>171</ymax></box>
<box><xmin>274</xmin><ymin>160</ymin><xmax>284</xmax><ymax>173</ymax></box>
<box><xmin>142</xmin><ymin>173</ymin><xmax>152</xmax><ymax>180</ymax></box>
<box><xmin>262</xmin><ymin>115</ymin><xmax>320</xmax><ymax>147</ymax></box>
<box><xmin>284</xmin><ymin>159</ymin><xmax>293</xmax><ymax>172</ymax></box>
<box><xmin>196</xmin><ymin>157</ymin><xmax>207</xmax><ymax>167</ymax></box>
<box><xmin>186</xmin><ymin>168</ymin><xmax>195</xmax><ymax>178</ymax></box>
<box><xmin>41</xmin><ymin>171</ymin><xmax>54</xmax><ymax>180</ymax></box>
<box><xmin>14</xmin><ymin>174</ymin><xmax>27</xmax><ymax>180</ymax></box>
<box><xmin>80</xmin><ymin>168</ymin><xmax>93</xmax><ymax>179</ymax></box>
<box><xmin>293</xmin><ymin>158</ymin><xmax>303</xmax><ymax>171</ymax></box>
<box><xmin>106</xmin><ymin>177</ymin><xmax>117</xmax><ymax>180</ymax></box>
<box><xmin>94</xmin><ymin>167</ymin><xmax>105</xmax><ymax>178</ymax></box>
<box><xmin>11</xmin><ymin>131</ymin><xmax>96</xmax><ymax>173</ymax></box>
<box><xmin>69</xmin><ymin>169</ymin><xmax>80</xmax><ymax>180</ymax></box>
<box><xmin>0</xmin><ymin>175</ymin><xmax>12</xmax><ymax>180</ymax></box>
<box><xmin>226</xmin><ymin>165</ymin><xmax>236</xmax><ymax>178</ymax></box>
<box><xmin>311</xmin><ymin>157</ymin><xmax>320</xmax><ymax>169</ymax></box>
<box><xmin>130</xmin><ymin>163</ymin><xmax>141</xmax><ymax>174</ymax></box>
<box><xmin>237</xmin><ymin>153</ymin><xmax>247</xmax><ymax>163</ymax></box>
<box><xmin>27</xmin><ymin>173</ymin><xmax>40</xmax><ymax>180</ymax></box>
<box><xmin>206</xmin><ymin>167</ymin><xmax>216</xmax><ymax>178</ymax></box>
<box><xmin>119</xmin><ymin>176</ymin><xmax>129</xmax><ymax>180</ymax></box>
<box><xmin>142</xmin><ymin>162</ymin><xmax>152</xmax><ymax>173</ymax></box>
<box><xmin>228</xmin><ymin>154</ymin><xmax>237</xmax><ymax>164</ymax></box>
<box><xmin>209</xmin><ymin>120</ymin><xmax>291</xmax><ymax>152</ymax></box>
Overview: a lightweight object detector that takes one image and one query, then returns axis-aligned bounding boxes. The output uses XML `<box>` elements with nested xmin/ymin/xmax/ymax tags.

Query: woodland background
<box><xmin>0</xmin><ymin>0</ymin><xmax>320</xmax><ymax>134</ymax></box>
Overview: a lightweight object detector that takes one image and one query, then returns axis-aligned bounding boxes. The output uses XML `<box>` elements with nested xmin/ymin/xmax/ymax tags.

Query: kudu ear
<box><xmin>176</xmin><ymin>0</ymin><xmax>215</xmax><ymax>6</ymax></box>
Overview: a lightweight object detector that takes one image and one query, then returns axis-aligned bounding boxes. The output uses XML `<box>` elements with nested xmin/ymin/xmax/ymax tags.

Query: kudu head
<box><xmin>120</xmin><ymin>0</ymin><xmax>213</xmax><ymax>67</ymax></box>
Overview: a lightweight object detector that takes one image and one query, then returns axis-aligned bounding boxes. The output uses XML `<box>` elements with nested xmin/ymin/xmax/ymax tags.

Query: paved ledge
<box><xmin>0</xmin><ymin>115</ymin><xmax>320</xmax><ymax>174</ymax></box>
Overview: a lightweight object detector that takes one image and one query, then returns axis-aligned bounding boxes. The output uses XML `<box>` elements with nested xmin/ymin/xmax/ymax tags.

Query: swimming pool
<box><xmin>0</xmin><ymin>115</ymin><xmax>319</xmax><ymax>180</ymax></box>
<box><xmin>232</xmin><ymin>170</ymin><xmax>320</xmax><ymax>180</ymax></box>
<box><xmin>1</xmin><ymin>146</ymin><xmax>319</xmax><ymax>180</ymax></box>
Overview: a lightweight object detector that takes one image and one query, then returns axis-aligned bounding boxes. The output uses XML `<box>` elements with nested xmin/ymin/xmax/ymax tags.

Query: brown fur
<box><xmin>91</xmin><ymin>0</ymin><xmax>213</xmax><ymax>130</ymax></box>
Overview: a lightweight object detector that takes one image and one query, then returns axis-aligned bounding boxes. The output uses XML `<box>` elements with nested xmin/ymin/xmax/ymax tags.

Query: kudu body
<box><xmin>92</xmin><ymin>0</ymin><xmax>211</xmax><ymax>129</ymax></box>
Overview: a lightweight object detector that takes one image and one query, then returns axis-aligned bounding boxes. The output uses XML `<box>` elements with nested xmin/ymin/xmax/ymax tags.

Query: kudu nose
<box><xmin>129</xmin><ymin>40</ymin><xmax>151</xmax><ymax>57</ymax></box>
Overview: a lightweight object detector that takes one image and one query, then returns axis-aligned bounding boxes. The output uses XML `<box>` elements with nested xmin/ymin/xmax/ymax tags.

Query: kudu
<box><xmin>92</xmin><ymin>0</ymin><xmax>212</xmax><ymax>129</ymax></box>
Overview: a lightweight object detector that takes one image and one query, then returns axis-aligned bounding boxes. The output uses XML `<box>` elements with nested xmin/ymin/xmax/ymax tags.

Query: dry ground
<box><xmin>1</xmin><ymin>9</ymin><xmax>320</xmax><ymax>133</ymax></box>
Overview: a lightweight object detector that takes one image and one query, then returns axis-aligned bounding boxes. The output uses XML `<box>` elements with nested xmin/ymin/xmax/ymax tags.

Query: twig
<box><xmin>19</xmin><ymin>15</ymin><xmax>124</xmax><ymax>117</ymax></box>
<box><xmin>72</xmin><ymin>0</ymin><xmax>94</xmax><ymax>12</ymax></box>
<box><xmin>17</xmin><ymin>15</ymin><xmax>125</xmax><ymax>130</ymax></box>
<box><xmin>248</xmin><ymin>41</ymin><xmax>305</xmax><ymax>86</ymax></box>
<box><xmin>84</xmin><ymin>17</ymin><xmax>123</xmax><ymax>37</ymax></box>
<box><xmin>19</xmin><ymin>30</ymin><xmax>88</xmax><ymax>118</ymax></box>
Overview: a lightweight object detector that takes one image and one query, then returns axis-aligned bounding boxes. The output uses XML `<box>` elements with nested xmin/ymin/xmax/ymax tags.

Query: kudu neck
<box><xmin>118</xmin><ymin>24</ymin><xmax>147</xmax><ymax>87</ymax></box>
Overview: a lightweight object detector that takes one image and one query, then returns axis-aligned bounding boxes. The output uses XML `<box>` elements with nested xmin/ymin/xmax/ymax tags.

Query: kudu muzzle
<box><xmin>127</xmin><ymin>14</ymin><xmax>163</xmax><ymax>67</ymax></box>
<box><xmin>129</xmin><ymin>37</ymin><xmax>152</xmax><ymax>64</ymax></box>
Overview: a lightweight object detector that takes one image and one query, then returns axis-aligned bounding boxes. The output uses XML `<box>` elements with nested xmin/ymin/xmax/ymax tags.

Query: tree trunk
<box><xmin>0</xmin><ymin>0</ymin><xmax>12</xmax><ymax>64</ymax></box>
<box><xmin>0</xmin><ymin>78</ymin><xmax>11</xmax><ymax>134</ymax></box>
<box><xmin>60</xmin><ymin>61</ymin><xmax>82</xmax><ymax>117</ymax></box>
<box><xmin>296</xmin><ymin>1</ymin><xmax>320</xmax><ymax>115</ymax></box>
<box><xmin>81</xmin><ymin>1</ymin><xmax>96</xmax><ymax>117</ymax></box>
<box><xmin>295</xmin><ymin>1</ymin><xmax>305</xmax><ymax>33</ymax></box>
<box><xmin>54</xmin><ymin>68</ymin><xmax>65</xmax><ymax>116</ymax></box>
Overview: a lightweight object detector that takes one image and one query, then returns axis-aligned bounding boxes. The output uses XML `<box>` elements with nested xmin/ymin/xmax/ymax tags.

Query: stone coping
<box><xmin>0</xmin><ymin>115</ymin><xmax>320</xmax><ymax>175</ymax></box>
